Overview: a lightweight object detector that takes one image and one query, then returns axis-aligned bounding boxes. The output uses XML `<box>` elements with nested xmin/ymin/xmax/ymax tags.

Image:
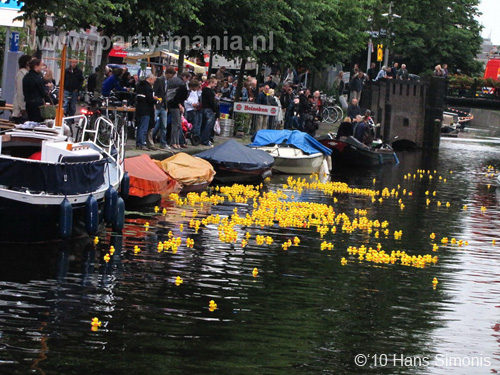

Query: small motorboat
<box><xmin>248</xmin><ymin>130</ymin><xmax>332</xmax><ymax>175</ymax></box>
<box><xmin>154</xmin><ymin>152</ymin><xmax>215</xmax><ymax>193</ymax></box>
<box><xmin>195</xmin><ymin>139</ymin><xmax>274</xmax><ymax>184</ymax></box>
<box><xmin>124</xmin><ymin>154</ymin><xmax>181</xmax><ymax>207</ymax></box>
<box><xmin>0</xmin><ymin>116</ymin><xmax>126</xmax><ymax>242</ymax></box>
<box><xmin>318</xmin><ymin>134</ymin><xmax>399</xmax><ymax>168</ymax></box>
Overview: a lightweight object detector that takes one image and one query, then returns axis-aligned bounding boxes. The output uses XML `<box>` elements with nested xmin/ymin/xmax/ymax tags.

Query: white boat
<box><xmin>248</xmin><ymin>130</ymin><xmax>332</xmax><ymax>175</ymax></box>
<box><xmin>252</xmin><ymin>145</ymin><xmax>329</xmax><ymax>175</ymax></box>
<box><xmin>0</xmin><ymin>115</ymin><xmax>127</xmax><ymax>242</ymax></box>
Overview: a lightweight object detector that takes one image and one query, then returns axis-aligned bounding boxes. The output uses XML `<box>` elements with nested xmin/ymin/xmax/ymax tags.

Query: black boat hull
<box><xmin>213</xmin><ymin>166</ymin><xmax>272</xmax><ymax>184</ymax></box>
<box><xmin>319</xmin><ymin>138</ymin><xmax>398</xmax><ymax>168</ymax></box>
<box><xmin>0</xmin><ymin>197</ymin><xmax>105</xmax><ymax>243</ymax></box>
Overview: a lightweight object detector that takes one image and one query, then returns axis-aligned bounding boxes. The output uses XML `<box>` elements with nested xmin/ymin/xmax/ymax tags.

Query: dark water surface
<box><xmin>1</xmin><ymin>137</ymin><xmax>500</xmax><ymax>375</ymax></box>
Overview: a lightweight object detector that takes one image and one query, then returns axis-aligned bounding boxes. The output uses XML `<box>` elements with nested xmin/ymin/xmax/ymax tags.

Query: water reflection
<box><xmin>1</xmin><ymin>138</ymin><xmax>500</xmax><ymax>374</ymax></box>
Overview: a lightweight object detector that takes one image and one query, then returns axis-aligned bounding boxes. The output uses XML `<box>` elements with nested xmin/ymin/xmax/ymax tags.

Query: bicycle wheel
<box><xmin>321</xmin><ymin>107</ymin><xmax>332</xmax><ymax>122</ymax></box>
<box><xmin>335</xmin><ymin>106</ymin><xmax>344</xmax><ymax>123</ymax></box>
<box><xmin>331</xmin><ymin>105</ymin><xmax>343</xmax><ymax>124</ymax></box>
<box><xmin>115</xmin><ymin>114</ymin><xmax>128</xmax><ymax>144</ymax></box>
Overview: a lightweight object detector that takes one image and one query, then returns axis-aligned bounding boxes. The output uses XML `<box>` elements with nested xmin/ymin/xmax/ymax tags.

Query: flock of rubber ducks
<box><xmin>91</xmin><ymin>165</ymin><xmax>499</xmax><ymax>332</ymax></box>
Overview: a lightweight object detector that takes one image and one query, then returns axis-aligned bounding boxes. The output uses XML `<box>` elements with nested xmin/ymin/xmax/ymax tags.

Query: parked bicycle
<box><xmin>74</xmin><ymin>92</ymin><xmax>131</xmax><ymax>147</ymax></box>
<box><xmin>320</xmin><ymin>95</ymin><xmax>343</xmax><ymax>124</ymax></box>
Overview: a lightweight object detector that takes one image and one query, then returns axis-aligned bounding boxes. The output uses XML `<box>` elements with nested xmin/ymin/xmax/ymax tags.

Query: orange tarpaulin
<box><xmin>154</xmin><ymin>152</ymin><xmax>215</xmax><ymax>186</ymax></box>
<box><xmin>125</xmin><ymin>154</ymin><xmax>181</xmax><ymax>198</ymax></box>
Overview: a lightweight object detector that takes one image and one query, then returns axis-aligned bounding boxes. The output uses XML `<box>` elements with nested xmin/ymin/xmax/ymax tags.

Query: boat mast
<box><xmin>55</xmin><ymin>42</ymin><xmax>67</xmax><ymax>128</ymax></box>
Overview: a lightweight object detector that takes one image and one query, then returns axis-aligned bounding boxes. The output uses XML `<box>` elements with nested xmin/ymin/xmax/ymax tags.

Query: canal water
<box><xmin>1</xmin><ymin>136</ymin><xmax>500</xmax><ymax>374</ymax></box>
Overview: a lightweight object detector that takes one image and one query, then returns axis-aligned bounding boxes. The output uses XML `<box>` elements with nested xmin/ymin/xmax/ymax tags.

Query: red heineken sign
<box><xmin>233</xmin><ymin>102</ymin><xmax>279</xmax><ymax>116</ymax></box>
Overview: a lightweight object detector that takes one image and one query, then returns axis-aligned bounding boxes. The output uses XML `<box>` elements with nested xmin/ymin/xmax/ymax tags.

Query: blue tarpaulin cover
<box><xmin>195</xmin><ymin>139</ymin><xmax>274</xmax><ymax>171</ymax></box>
<box><xmin>248</xmin><ymin>130</ymin><xmax>332</xmax><ymax>155</ymax></box>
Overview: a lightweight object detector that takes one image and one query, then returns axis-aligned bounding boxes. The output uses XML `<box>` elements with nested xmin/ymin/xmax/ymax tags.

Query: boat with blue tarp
<box><xmin>248</xmin><ymin>130</ymin><xmax>332</xmax><ymax>175</ymax></box>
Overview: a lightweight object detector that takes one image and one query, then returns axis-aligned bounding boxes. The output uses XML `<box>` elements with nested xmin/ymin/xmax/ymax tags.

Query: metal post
<box><xmin>383</xmin><ymin>47</ymin><xmax>389</xmax><ymax>68</ymax></box>
<box><xmin>367</xmin><ymin>39</ymin><xmax>373</xmax><ymax>70</ymax></box>
<box><xmin>1</xmin><ymin>27</ymin><xmax>11</xmax><ymax>93</ymax></box>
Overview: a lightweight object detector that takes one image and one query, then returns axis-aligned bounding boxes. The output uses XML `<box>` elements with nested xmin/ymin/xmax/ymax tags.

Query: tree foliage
<box><xmin>368</xmin><ymin>0</ymin><xmax>483</xmax><ymax>75</ymax></box>
<box><xmin>15</xmin><ymin>0</ymin><xmax>484</xmax><ymax>78</ymax></box>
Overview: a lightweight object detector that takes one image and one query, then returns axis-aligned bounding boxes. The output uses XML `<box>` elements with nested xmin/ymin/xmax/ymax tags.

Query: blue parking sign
<box><xmin>10</xmin><ymin>31</ymin><xmax>19</xmax><ymax>52</ymax></box>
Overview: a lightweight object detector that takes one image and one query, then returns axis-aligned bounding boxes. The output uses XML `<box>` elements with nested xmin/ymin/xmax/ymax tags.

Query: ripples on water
<box><xmin>1</xmin><ymin>138</ymin><xmax>500</xmax><ymax>374</ymax></box>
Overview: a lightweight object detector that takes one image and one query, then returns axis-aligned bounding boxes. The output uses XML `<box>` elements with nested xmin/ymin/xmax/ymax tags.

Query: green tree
<box><xmin>369</xmin><ymin>0</ymin><xmax>483</xmax><ymax>75</ymax></box>
<box><xmin>16</xmin><ymin>0</ymin><xmax>198</xmax><ymax>86</ymax></box>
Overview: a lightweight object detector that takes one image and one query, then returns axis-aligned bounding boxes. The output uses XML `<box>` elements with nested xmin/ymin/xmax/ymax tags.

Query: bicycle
<box><xmin>320</xmin><ymin>95</ymin><xmax>343</xmax><ymax>124</ymax></box>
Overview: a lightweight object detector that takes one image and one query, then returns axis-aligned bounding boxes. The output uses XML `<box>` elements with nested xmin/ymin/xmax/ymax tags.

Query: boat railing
<box><xmin>82</xmin><ymin>115</ymin><xmax>125</xmax><ymax>179</ymax></box>
<box><xmin>61</xmin><ymin>115</ymin><xmax>87</xmax><ymax>138</ymax></box>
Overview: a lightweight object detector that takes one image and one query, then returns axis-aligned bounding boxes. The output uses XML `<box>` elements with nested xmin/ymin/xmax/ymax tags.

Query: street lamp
<box><xmin>381</xmin><ymin>1</ymin><xmax>401</xmax><ymax>67</ymax></box>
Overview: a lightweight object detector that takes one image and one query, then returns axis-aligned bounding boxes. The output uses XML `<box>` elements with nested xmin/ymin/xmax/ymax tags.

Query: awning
<box><xmin>109</xmin><ymin>46</ymin><xmax>128</xmax><ymax>58</ymax></box>
<box><xmin>124</xmin><ymin>49</ymin><xmax>206</xmax><ymax>74</ymax></box>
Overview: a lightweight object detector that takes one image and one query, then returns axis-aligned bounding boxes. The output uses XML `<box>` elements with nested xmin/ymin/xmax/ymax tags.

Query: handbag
<box><xmin>39</xmin><ymin>93</ymin><xmax>56</xmax><ymax>120</ymax></box>
<box><xmin>214</xmin><ymin>119</ymin><xmax>221</xmax><ymax>135</ymax></box>
<box><xmin>39</xmin><ymin>104</ymin><xmax>57</xmax><ymax>119</ymax></box>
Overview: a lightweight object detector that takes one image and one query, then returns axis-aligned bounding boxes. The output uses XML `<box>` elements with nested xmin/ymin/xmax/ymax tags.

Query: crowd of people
<box><xmin>12</xmin><ymin>55</ymin><xmax>61</xmax><ymax>123</ymax></box>
<box><xmin>11</xmin><ymin>53</ymin><xmax>454</xmax><ymax>152</ymax></box>
<box><xmin>131</xmin><ymin>65</ymin><xmax>327</xmax><ymax>150</ymax></box>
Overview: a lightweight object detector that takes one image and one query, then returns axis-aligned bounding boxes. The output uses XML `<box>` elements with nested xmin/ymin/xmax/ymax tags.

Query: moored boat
<box><xmin>0</xmin><ymin>116</ymin><xmax>126</xmax><ymax>243</ymax></box>
<box><xmin>248</xmin><ymin>130</ymin><xmax>332</xmax><ymax>175</ymax></box>
<box><xmin>318</xmin><ymin>134</ymin><xmax>399</xmax><ymax>168</ymax></box>
<box><xmin>124</xmin><ymin>153</ymin><xmax>181</xmax><ymax>207</ymax></box>
<box><xmin>154</xmin><ymin>152</ymin><xmax>215</xmax><ymax>193</ymax></box>
<box><xmin>195</xmin><ymin>139</ymin><xmax>274</xmax><ymax>184</ymax></box>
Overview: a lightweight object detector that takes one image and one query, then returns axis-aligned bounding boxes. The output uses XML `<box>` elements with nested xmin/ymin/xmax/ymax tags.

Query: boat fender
<box><xmin>85</xmin><ymin>195</ymin><xmax>99</xmax><ymax>235</ymax></box>
<box><xmin>112</xmin><ymin>196</ymin><xmax>125</xmax><ymax>232</ymax></box>
<box><xmin>104</xmin><ymin>186</ymin><xmax>118</xmax><ymax>224</ymax></box>
<box><xmin>59</xmin><ymin>198</ymin><xmax>73</xmax><ymax>239</ymax></box>
<box><xmin>120</xmin><ymin>172</ymin><xmax>130</xmax><ymax>200</ymax></box>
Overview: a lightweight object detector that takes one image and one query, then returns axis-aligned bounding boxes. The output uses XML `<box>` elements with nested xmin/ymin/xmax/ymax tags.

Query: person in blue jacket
<box><xmin>101</xmin><ymin>68</ymin><xmax>128</xmax><ymax>97</ymax></box>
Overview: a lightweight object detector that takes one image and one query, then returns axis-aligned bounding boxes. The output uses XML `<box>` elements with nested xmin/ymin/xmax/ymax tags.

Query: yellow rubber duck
<box><xmin>154</xmin><ymin>206</ymin><xmax>159</xmax><ymax>213</ymax></box>
<box><xmin>91</xmin><ymin>317</ymin><xmax>101</xmax><ymax>331</ymax></box>
<box><xmin>175</xmin><ymin>276</ymin><xmax>183</xmax><ymax>286</ymax></box>
<box><xmin>432</xmin><ymin>277</ymin><xmax>438</xmax><ymax>287</ymax></box>
<box><xmin>209</xmin><ymin>300</ymin><xmax>218</xmax><ymax>312</ymax></box>
<box><xmin>144</xmin><ymin>222</ymin><xmax>150</xmax><ymax>231</ymax></box>
<box><xmin>109</xmin><ymin>246</ymin><xmax>115</xmax><ymax>255</ymax></box>
<box><xmin>104</xmin><ymin>253</ymin><xmax>110</xmax><ymax>263</ymax></box>
<box><xmin>341</xmin><ymin>257</ymin><xmax>347</xmax><ymax>266</ymax></box>
<box><xmin>252</xmin><ymin>268</ymin><xmax>258</xmax><ymax>277</ymax></box>
<box><xmin>162</xmin><ymin>208</ymin><xmax>167</xmax><ymax>215</ymax></box>
<box><xmin>133</xmin><ymin>245</ymin><xmax>141</xmax><ymax>254</ymax></box>
<box><xmin>157</xmin><ymin>242</ymin><xmax>164</xmax><ymax>252</ymax></box>
<box><xmin>93</xmin><ymin>236</ymin><xmax>99</xmax><ymax>245</ymax></box>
